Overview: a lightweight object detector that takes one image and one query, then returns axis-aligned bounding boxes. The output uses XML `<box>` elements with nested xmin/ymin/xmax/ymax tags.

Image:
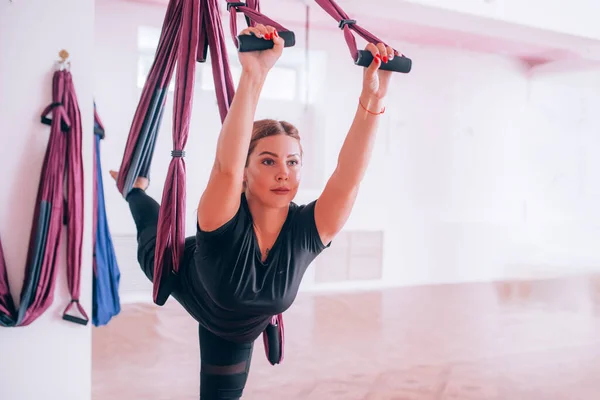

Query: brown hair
<box><xmin>245</xmin><ymin>119</ymin><xmax>302</xmax><ymax>166</ymax></box>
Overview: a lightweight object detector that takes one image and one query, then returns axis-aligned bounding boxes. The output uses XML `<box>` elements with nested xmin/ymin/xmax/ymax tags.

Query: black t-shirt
<box><xmin>180</xmin><ymin>193</ymin><xmax>330</xmax><ymax>343</ymax></box>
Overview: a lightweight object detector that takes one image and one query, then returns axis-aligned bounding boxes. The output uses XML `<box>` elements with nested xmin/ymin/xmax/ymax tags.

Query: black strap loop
<box><xmin>94</xmin><ymin>125</ymin><xmax>105</xmax><ymax>139</ymax></box>
<box><xmin>227</xmin><ymin>1</ymin><xmax>245</xmax><ymax>11</ymax></box>
<box><xmin>338</xmin><ymin>19</ymin><xmax>356</xmax><ymax>29</ymax></box>
<box><xmin>171</xmin><ymin>150</ymin><xmax>185</xmax><ymax>158</ymax></box>
<box><xmin>41</xmin><ymin>102</ymin><xmax>70</xmax><ymax>132</ymax></box>
<box><xmin>62</xmin><ymin>299</ymin><xmax>89</xmax><ymax>326</ymax></box>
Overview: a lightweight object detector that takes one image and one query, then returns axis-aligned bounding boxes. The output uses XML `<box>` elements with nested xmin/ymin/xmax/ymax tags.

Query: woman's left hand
<box><xmin>361</xmin><ymin>42</ymin><xmax>395</xmax><ymax>101</ymax></box>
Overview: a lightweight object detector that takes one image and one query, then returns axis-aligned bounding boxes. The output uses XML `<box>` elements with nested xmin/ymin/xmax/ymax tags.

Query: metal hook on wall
<box><xmin>57</xmin><ymin>49</ymin><xmax>71</xmax><ymax>71</ymax></box>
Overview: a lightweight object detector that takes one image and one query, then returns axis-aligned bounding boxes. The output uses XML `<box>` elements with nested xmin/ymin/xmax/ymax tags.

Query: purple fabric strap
<box><xmin>313</xmin><ymin>0</ymin><xmax>403</xmax><ymax>59</ymax></box>
<box><xmin>0</xmin><ymin>70</ymin><xmax>87</xmax><ymax>327</ymax></box>
<box><xmin>202</xmin><ymin>0</ymin><xmax>236</xmax><ymax>121</ymax></box>
<box><xmin>116</xmin><ymin>0</ymin><xmax>182</xmax><ymax>196</ymax></box>
<box><xmin>227</xmin><ymin>1</ymin><xmax>289</xmax><ymax>49</ymax></box>
<box><xmin>151</xmin><ymin>0</ymin><xmax>200</xmax><ymax>304</ymax></box>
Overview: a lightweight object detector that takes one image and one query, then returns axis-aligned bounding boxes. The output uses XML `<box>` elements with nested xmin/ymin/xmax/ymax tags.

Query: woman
<box><xmin>111</xmin><ymin>24</ymin><xmax>394</xmax><ymax>400</ymax></box>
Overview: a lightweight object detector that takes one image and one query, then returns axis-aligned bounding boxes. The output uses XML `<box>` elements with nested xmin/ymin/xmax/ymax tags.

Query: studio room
<box><xmin>2</xmin><ymin>0</ymin><xmax>600</xmax><ymax>399</ymax></box>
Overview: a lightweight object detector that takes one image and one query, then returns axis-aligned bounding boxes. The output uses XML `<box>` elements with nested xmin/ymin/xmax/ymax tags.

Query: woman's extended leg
<box><xmin>125</xmin><ymin>187</ymin><xmax>161</xmax><ymax>281</ymax></box>
<box><xmin>113</xmin><ymin>171</ymin><xmax>198</xmax><ymax>309</ymax></box>
<box><xmin>199</xmin><ymin>325</ymin><xmax>254</xmax><ymax>400</ymax></box>
<box><xmin>109</xmin><ymin>170</ymin><xmax>158</xmax><ymax>280</ymax></box>
<box><xmin>116</xmin><ymin>171</ymin><xmax>255</xmax><ymax>399</ymax></box>
<box><xmin>124</xmin><ymin>185</ymin><xmax>197</xmax><ymax>302</ymax></box>
<box><xmin>126</xmin><ymin>188</ymin><xmax>160</xmax><ymax>281</ymax></box>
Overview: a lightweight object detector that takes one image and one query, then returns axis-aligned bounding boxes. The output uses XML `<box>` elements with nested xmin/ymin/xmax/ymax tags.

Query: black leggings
<box><xmin>126</xmin><ymin>188</ymin><xmax>254</xmax><ymax>399</ymax></box>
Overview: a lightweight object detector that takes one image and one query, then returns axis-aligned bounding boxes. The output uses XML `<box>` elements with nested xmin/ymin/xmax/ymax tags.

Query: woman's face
<box><xmin>244</xmin><ymin>134</ymin><xmax>302</xmax><ymax>208</ymax></box>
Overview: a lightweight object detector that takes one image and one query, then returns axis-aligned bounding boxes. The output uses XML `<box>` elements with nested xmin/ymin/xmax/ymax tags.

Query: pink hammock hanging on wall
<box><xmin>115</xmin><ymin>0</ymin><xmax>411</xmax><ymax>364</ymax></box>
<box><xmin>0</xmin><ymin>60</ymin><xmax>88</xmax><ymax>328</ymax></box>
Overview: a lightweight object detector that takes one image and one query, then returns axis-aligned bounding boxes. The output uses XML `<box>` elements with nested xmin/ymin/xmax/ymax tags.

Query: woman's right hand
<box><xmin>238</xmin><ymin>24</ymin><xmax>284</xmax><ymax>76</ymax></box>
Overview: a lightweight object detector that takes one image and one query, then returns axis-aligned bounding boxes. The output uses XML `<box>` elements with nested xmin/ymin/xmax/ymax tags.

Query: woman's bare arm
<box><xmin>314</xmin><ymin>42</ymin><xmax>396</xmax><ymax>245</ymax></box>
<box><xmin>197</xmin><ymin>25</ymin><xmax>284</xmax><ymax>232</ymax></box>
<box><xmin>197</xmin><ymin>71</ymin><xmax>266</xmax><ymax>231</ymax></box>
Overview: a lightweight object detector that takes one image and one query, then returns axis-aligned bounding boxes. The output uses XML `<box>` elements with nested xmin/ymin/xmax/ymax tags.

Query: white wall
<box><xmin>94</xmin><ymin>0</ymin><xmax>600</xmax><ymax>296</ymax></box>
<box><xmin>382</xmin><ymin>50</ymin><xmax>600</xmax><ymax>286</ymax></box>
<box><xmin>0</xmin><ymin>1</ymin><xmax>95</xmax><ymax>400</ymax></box>
<box><xmin>398</xmin><ymin>0</ymin><xmax>600</xmax><ymax>41</ymax></box>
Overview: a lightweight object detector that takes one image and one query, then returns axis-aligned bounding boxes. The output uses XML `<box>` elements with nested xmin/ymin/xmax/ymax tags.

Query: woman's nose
<box><xmin>276</xmin><ymin>167</ymin><xmax>289</xmax><ymax>181</ymax></box>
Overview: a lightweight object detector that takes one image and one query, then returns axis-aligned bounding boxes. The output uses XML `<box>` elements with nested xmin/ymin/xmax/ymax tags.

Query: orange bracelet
<box><xmin>359</xmin><ymin>98</ymin><xmax>385</xmax><ymax>115</ymax></box>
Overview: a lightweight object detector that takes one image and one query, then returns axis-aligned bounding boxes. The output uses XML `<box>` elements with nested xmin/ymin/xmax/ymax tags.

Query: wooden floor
<box><xmin>92</xmin><ymin>275</ymin><xmax>600</xmax><ymax>399</ymax></box>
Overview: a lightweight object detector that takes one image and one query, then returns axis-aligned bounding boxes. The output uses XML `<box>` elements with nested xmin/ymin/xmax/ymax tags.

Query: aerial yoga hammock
<box><xmin>115</xmin><ymin>0</ymin><xmax>411</xmax><ymax>364</ymax></box>
<box><xmin>0</xmin><ymin>54</ymin><xmax>88</xmax><ymax>327</ymax></box>
<box><xmin>92</xmin><ymin>104</ymin><xmax>122</xmax><ymax>327</ymax></box>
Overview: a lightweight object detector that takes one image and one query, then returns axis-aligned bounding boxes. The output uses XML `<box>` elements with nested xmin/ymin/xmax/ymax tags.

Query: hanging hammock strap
<box><xmin>116</xmin><ymin>0</ymin><xmax>183</xmax><ymax>197</ymax></box>
<box><xmin>92</xmin><ymin>103</ymin><xmax>122</xmax><ymax>327</ymax></box>
<box><xmin>0</xmin><ymin>70</ymin><xmax>87</xmax><ymax>327</ymax></box>
<box><xmin>313</xmin><ymin>0</ymin><xmax>412</xmax><ymax>73</ymax></box>
<box><xmin>226</xmin><ymin>1</ymin><xmax>296</xmax><ymax>52</ymax></box>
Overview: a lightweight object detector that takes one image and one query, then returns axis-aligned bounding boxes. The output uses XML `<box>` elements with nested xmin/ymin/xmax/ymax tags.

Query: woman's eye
<box><xmin>288</xmin><ymin>160</ymin><xmax>299</xmax><ymax>166</ymax></box>
<box><xmin>261</xmin><ymin>159</ymin><xmax>274</xmax><ymax>166</ymax></box>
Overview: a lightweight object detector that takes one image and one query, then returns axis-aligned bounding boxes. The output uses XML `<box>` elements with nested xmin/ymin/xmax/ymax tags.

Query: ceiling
<box><xmin>114</xmin><ymin>0</ymin><xmax>600</xmax><ymax>72</ymax></box>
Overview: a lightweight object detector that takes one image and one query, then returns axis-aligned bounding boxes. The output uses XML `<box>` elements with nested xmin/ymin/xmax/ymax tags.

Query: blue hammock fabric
<box><xmin>92</xmin><ymin>104</ymin><xmax>121</xmax><ymax>327</ymax></box>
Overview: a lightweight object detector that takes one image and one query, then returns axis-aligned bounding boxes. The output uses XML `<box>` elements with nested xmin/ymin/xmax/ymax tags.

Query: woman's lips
<box><xmin>271</xmin><ymin>187</ymin><xmax>290</xmax><ymax>195</ymax></box>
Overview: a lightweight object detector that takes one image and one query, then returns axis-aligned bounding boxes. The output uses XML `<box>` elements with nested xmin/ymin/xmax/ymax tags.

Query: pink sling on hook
<box><xmin>0</xmin><ymin>70</ymin><xmax>87</xmax><ymax>327</ymax></box>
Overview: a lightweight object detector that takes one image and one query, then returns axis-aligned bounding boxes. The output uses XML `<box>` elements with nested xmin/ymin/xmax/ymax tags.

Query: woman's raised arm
<box><xmin>197</xmin><ymin>25</ymin><xmax>284</xmax><ymax>232</ymax></box>
<box><xmin>314</xmin><ymin>42</ymin><xmax>396</xmax><ymax>245</ymax></box>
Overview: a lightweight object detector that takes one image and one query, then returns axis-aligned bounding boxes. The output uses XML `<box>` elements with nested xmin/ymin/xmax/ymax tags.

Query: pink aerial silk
<box><xmin>0</xmin><ymin>69</ymin><xmax>87</xmax><ymax>327</ymax></box>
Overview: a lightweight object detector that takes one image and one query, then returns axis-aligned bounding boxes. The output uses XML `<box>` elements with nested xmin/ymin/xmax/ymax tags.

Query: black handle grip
<box><xmin>355</xmin><ymin>50</ymin><xmax>412</xmax><ymax>73</ymax></box>
<box><xmin>62</xmin><ymin>314</ymin><xmax>89</xmax><ymax>326</ymax></box>
<box><xmin>237</xmin><ymin>31</ymin><xmax>296</xmax><ymax>52</ymax></box>
<box><xmin>265</xmin><ymin>323</ymin><xmax>282</xmax><ymax>365</ymax></box>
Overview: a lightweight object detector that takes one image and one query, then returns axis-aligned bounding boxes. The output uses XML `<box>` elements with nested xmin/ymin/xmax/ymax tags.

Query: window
<box><xmin>136</xmin><ymin>25</ymin><xmax>314</xmax><ymax>103</ymax></box>
<box><xmin>137</xmin><ymin>26</ymin><xmax>176</xmax><ymax>92</ymax></box>
<box><xmin>200</xmin><ymin>62</ymin><xmax>298</xmax><ymax>101</ymax></box>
